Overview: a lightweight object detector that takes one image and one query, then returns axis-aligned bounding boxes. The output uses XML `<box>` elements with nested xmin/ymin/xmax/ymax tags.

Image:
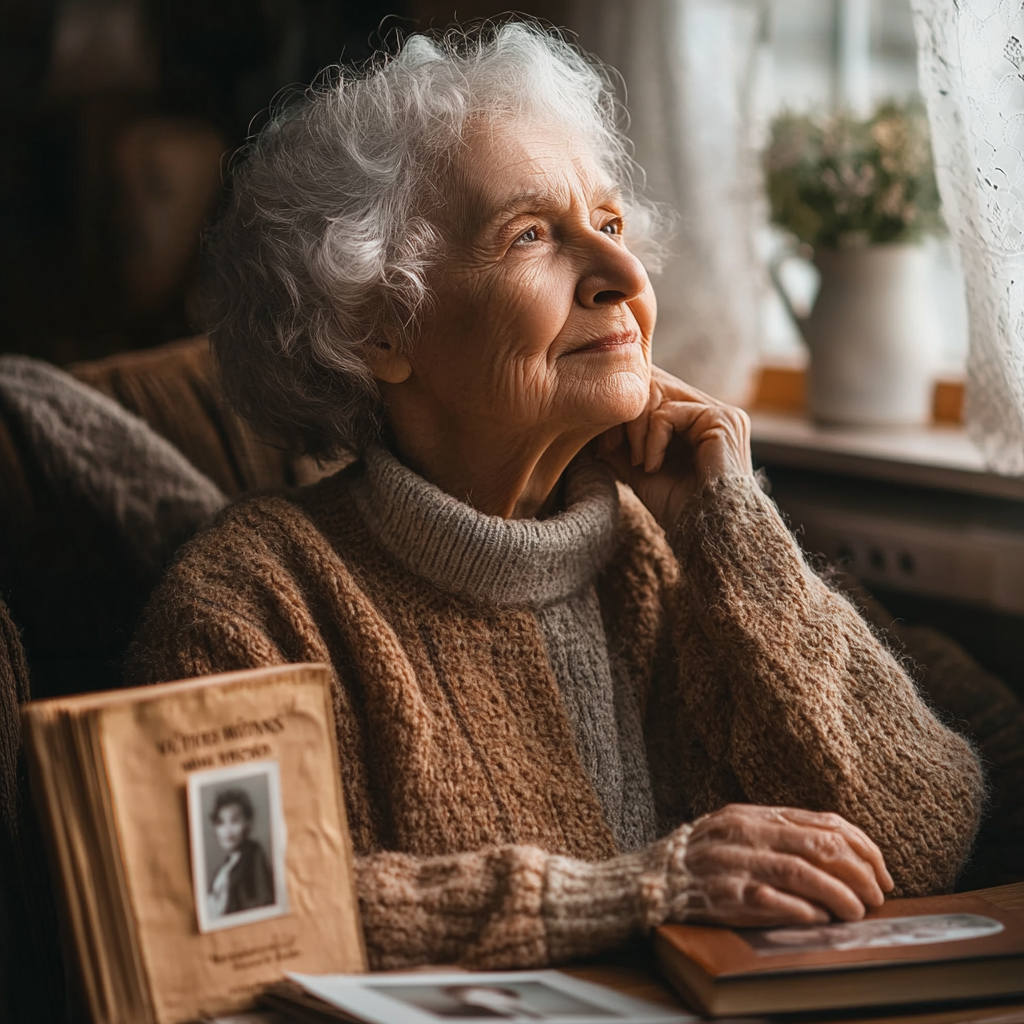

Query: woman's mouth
<box><xmin>566</xmin><ymin>331</ymin><xmax>639</xmax><ymax>355</ymax></box>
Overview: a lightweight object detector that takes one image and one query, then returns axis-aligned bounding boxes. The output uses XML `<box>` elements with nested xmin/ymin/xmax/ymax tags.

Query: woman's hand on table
<box><xmin>682</xmin><ymin>804</ymin><xmax>895</xmax><ymax>927</ymax></box>
<box><xmin>597</xmin><ymin>366</ymin><xmax>753</xmax><ymax>530</ymax></box>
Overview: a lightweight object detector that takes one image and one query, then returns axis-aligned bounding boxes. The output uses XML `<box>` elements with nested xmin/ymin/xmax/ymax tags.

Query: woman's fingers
<box><xmin>603</xmin><ymin>365</ymin><xmax>754</xmax><ymax>527</ymax></box>
<box><xmin>641</xmin><ymin>401</ymin><xmax>732</xmax><ymax>473</ymax></box>
<box><xmin>650</xmin><ymin>365</ymin><xmax>719</xmax><ymax>406</ymax></box>
<box><xmin>626</xmin><ymin>378</ymin><xmax>661</xmax><ymax>467</ymax></box>
<box><xmin>778</xmin><ymin>807</ymin><xmax>894</xmax><ymax>894</ymax></box>
<box><xmin>758</xmin><ymin>850</ymin><xmax>872</xmax><ymax>921</ymax></box>
<box><xmin>768</xmin><ymin>823</ymin><xmax>886</xmax><ymax>909</ymax></box>
<box><xmin>686</xmin><ymin>873</ymin><xmax>830</xmax><ymax>927</ymax></box>
<box><xmin>726</xmin><ymin>806</ymin><xmax>888</xmax><ymax>909</ymax></box>
<box><xmin>643</xmin><ymin>408</ymin><xmax>677</xmax><ymax>473</ymax></box>
<box><xmin>745</xmin><ymin>882</ymin><xmax>830</xmax><ymax>925</ymax></box>
<box><xmin>684</xmin><ymin>804</ymin><xmax>895</xmax><ymax>928</ymax></box>
<box><xmin>640</xmin><ymin>390</ymin><xmax>753</xmax><ymax>481</ymax></box>
<box><xmin>687</xmin><ymin>834</ymin><xmax>870</xmax><ymax>922</ymax></box>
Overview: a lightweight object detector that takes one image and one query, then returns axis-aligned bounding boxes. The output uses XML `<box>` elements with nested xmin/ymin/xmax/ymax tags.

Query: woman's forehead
<box><xmin>452</xmin><ymin>119</ymin><xmax>619</xmax><ymax>233</ymax></box>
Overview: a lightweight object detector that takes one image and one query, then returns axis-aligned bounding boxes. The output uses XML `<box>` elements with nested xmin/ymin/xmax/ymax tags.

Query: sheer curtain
<box><xmin>911</xmin><ymin>0</ymin><xmax>1024</xmax><ymax>474</ymax></box>
<box><xmin>567</xmin><ymin>0</ymin><xmax>767</xmax><ymax>403</ymax></box>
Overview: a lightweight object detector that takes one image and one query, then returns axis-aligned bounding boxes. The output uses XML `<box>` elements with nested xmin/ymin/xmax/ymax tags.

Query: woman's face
<box><xmin>408</xmin><ymin>119</ymin><xmax>657</xmax><ymax>444</ymax></box>
<box><xmin>213</xmin><ymin>803</ymin><xmax>249</xmax><ymax>854</ymax></box>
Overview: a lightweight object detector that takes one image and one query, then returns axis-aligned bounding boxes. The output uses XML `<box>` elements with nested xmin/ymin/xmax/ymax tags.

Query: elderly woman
<box><xmin>127</xmin><ymin>23</ymin><xmax>983</xmax><ymax>970</ymax></box>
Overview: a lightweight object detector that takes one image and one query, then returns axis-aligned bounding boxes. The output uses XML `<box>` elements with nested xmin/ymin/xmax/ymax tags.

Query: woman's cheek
<box><xmin>632</xmin><ymin>281</ymin><xmax>657</xmax><ymax>349</ymax></box>
<box><xmin>510</xmin><ymin>261</ymin><xmax>571</xmax><ymax>336</ymax></box>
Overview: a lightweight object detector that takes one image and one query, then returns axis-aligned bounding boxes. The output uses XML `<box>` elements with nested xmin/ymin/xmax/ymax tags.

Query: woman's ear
<box><xmin>368</xmin><ymin>341</ymin><xmax>412</xmax><ymax>384</ymax></box>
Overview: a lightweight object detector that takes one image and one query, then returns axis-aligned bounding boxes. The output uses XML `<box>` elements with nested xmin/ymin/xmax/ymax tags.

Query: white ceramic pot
<box><xmin>801</xmin><ymin>244</ymin><xmax>938</xmax><ymax>426</ymax></box>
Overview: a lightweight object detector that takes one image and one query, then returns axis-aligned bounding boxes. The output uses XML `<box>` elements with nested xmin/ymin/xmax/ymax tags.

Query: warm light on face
<box><xmin>407</xmin><ymin>117</ymin><xmax>658</xmax><ymax>442</ymax></box>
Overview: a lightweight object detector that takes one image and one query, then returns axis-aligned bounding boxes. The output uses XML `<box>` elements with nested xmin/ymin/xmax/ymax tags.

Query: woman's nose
<box><xmin>576</xmin><ymin>235</ymin><xmax>649</xmax><ymax>308</ymax></box>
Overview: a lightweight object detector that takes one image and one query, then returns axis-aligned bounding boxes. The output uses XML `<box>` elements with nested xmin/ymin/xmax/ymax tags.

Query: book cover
<box><xmin>24</xmin><ymin>663</ymin><xmax>366</xmax><ymax>1024</ymax></box>
<box><xmin>655</xmin><ymin>890</ymin><xmax>1024</xmax><ymax>1016</ymax></box>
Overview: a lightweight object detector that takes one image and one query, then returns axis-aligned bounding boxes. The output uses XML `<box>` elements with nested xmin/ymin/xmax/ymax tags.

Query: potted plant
<box><xmin>765</xmin><ymin>101</ymin><xmax>944</xmax><ymax>425</ymax></box>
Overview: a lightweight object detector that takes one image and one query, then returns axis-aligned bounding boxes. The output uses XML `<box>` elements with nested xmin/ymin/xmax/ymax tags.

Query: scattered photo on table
<box><xmin>187</xmin><ymin>761</ymin><xmax>288</xmax><ymax>933</ymax></box>
<box><xmin>207</xmin><ymin>1015</ymin><xmax>292</xmax><ymax>1024</ymax></box>
<box><xmin>368</xmin><ymin>980</ymin><xmax>613</xmax><ymax>1019</ymax></box>
<box><xmin>285</xmin><ymin>970</ymin><xmax>695</xmax><ymax>1024</ymax></box>
<box><xmin>743</xmin><ymin>913</ymin><xmax>1004</xmax><ymax>956</ymax></box>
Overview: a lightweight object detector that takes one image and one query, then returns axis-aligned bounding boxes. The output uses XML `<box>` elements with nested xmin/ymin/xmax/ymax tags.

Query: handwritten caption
<box><xmin>212</xmin><ymin>933</ymin><xmax>302</xmax><ymax>974</ymax></box>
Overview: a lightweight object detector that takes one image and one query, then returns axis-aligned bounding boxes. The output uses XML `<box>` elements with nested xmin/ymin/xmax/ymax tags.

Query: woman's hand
<box><xmin>683</xmin><ymin>804</ymin><xmax>895</xmax><ymax>927</ymax></box>
<box><xmin>598</xmin><ymin>367</ymin><xmax>753</xmax><ymax>530</ymax></box>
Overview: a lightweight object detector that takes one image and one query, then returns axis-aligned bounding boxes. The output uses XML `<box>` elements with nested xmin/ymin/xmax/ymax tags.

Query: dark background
<box><xmin>0</xmin><ymin>0</ymin><xmax>564</xmax><ymax>366</ymax></box>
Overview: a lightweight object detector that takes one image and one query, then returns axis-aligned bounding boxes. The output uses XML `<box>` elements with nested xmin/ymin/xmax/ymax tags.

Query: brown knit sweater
<box><xmin>126</xmin><ymin>453</ymin><xmax>984</xmax><ymax>969</ymax></box>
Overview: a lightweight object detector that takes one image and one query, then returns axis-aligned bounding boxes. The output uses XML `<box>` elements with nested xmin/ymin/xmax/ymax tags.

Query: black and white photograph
<box><xmin>187</xmin><ymin>761</ymin><xmax>289</xmax><ymax>933</ymax></box>
<box><xmin>744</xmin><ymin>913</ymin><xmax>1005</xmax><ymax>956</ymax></box>
<box><xmin>367</xmin><ymin>981</ymin><xmax>613</xmax><ymax>1019</ymax></box>
<box><xmin>285</xmin><ymin>970</ymin><xmax>694</xmax><ymax>1024</ymax></box>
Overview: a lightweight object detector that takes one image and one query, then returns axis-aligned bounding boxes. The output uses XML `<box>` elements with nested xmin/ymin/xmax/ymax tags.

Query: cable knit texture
<box><xmin>126</xmin><ymin>458</ymin><xmax>984</xmax><ymax>970</ymax></box>
<box><xmin>352</xmin><ymin>446</ymin><xmax>657</xmax><ymax>852</ymax></box>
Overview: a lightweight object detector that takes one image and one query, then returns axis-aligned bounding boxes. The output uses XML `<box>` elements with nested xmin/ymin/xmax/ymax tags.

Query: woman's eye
<box><xmin>601</xmin><ymin>219</ymin><xmax>622</xmax><ymax>236</ymax></box>
<box><xmin>513</xmin><ymin>227</ymin><xmax>539</xmax><ymax>246</ymax></box>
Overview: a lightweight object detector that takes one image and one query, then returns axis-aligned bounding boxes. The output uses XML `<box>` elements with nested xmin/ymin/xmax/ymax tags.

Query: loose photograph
<box><xmin>743</xmin><ymin>913</ymin><xmax>1004</xmax><ymax>956</ymax></box>
<box><xmin>283</xmin><ymin>970</ymin><xmax>693</xmax><ymax>1024</ymax></box>
<box><xmin>366</xmin><ymin>980</ymin><xmax>614</xmax><ymax>1019</ymax></box>
<box><xmin>187</xmin><ymin>761</ymin><xmax>289</xmax><ymax>933</ymax></box>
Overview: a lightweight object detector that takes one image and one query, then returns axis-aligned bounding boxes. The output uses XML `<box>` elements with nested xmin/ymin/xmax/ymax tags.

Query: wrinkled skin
<box><xmin>373</xmin><ymin>117</ymin><xmax>894</xmax><ymax>926</ymax></box>
<box><xmin>684</xmin><ymin>805</ymin><xmax>891</xmax><ymax>926</ymax></box>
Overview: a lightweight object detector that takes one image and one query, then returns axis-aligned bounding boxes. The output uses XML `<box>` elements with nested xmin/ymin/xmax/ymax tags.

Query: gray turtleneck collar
<box><xmin>351</xmin><ymin>444</ymin><xmax>621</xmax><ymax>608</ymax></box>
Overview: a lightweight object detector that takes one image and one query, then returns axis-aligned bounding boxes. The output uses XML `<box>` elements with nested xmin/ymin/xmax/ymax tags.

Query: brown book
<box><xmin>22</xmin><ymin>663</ymin><xmax>366</xmax><ymax>1024</ymax></box>
<box><xmin>654</xmin><ymin>891</ymin><xmax>1024</xmax><ymax>1017</ymax></box>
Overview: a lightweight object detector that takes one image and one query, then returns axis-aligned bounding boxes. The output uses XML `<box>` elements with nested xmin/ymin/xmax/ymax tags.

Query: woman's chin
<box><xmin>577</xmin><ymin>371</ymin><xmax>651</xmax><ymax>428</ymax></box>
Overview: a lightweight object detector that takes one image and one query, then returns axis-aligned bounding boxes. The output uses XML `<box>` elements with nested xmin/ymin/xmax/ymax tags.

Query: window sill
<box><xmin>749</xmin><ymin>365</ymin><xmax>965</xmax><ymax>425</ymax></box>
<box><xmin>743</xmin><ymin>365</ymin><xmax>1024</xmax><ymax>500</ymax></box>
<box><xmin>749</xmin><ymin>411</ymin><xmax>1024</xmax><ymax>502</ymax></box>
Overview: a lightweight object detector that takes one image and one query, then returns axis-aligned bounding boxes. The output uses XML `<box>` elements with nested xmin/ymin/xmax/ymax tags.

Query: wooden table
<box><xmin>562</xmin><ymin>882</ymin><xmax>1024</xmax><ymax>1023</ymax></box>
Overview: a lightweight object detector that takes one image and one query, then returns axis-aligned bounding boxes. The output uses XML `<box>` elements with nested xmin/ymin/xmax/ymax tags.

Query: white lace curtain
<box><xmin>567</xmin><ymin>0</ymin><xmax>767</xmax><ymax>403</ymax></box>
<box><xmin>911</xmin><ymin>0</ymin><xmax>1024</xmax><ymax>474</ymax></box>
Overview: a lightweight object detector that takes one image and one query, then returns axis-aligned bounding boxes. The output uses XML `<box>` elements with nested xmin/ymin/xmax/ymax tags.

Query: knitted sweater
<box><xmin>126</xmin><ymin>452</ymin><xmax>984</xmax><ymax>970</ymax></box>
<box><xmin>350</xmin><ymin>448</ymin><xmax>657</xmax><ymax>855</ymax></box>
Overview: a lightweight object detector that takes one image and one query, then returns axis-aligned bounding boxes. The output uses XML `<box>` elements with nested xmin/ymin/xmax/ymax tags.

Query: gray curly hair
<box><xmin>198</xmin><ymin>19</ymin><xmax>667</xmax><ymax>457</ymax></box>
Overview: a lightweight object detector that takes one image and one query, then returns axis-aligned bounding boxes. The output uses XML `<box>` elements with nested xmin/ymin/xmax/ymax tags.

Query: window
<box><xmin>760</xmin><ymin>0</ymin><xmax>967</xmax><ymax>374</ymax></box>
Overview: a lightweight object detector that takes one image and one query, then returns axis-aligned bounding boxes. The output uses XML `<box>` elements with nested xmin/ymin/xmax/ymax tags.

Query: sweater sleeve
<box><xmin>659</xmin><ymin>475</ymin><xmax>984</xmax><ymax>895</ymax></box>
<box><xmin>356</xmin><ymin>827</ymin><xmax>691</xmax><ymax>970</ymax></box>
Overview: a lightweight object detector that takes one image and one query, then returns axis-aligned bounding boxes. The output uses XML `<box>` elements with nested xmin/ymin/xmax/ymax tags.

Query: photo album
<box><xmin>655</xmin><ymin>891</ymin><xmax>1024</xmax><ymax>1016</ymax></box>
<box><xmin>22</xmin><ymin>663</ymin><xmax>366</xmax><ymax>1024</ymax></box>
